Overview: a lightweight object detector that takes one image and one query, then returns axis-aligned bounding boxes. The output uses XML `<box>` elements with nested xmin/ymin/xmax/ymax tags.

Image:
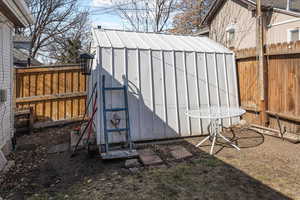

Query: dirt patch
<box><xmin>0</xmin><ymin>123</ymin><xmax>125</xmax><ymax>199</ymax></box>
<box><xmin>1</xmin><ymin>124</ymin><xmax>300</xmax><ymax>200</ymax></box>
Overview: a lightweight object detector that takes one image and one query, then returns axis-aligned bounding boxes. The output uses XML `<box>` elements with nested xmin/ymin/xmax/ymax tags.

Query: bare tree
<box><xmin>48</xmin><ymin>12</ymin><xmax>90</xmax><ymax>63</ymax></box>
<box><xmin>170</xmin><ymin>0</ymin><xmax>214</xmax><ymax>34</ymax></box>
<box><xmin>23</xmin><ymin>0</ymin><xmax>90</xmax><ymax>61</ymax></box>
<box><xmin>113</xmin><ymin>0</ymin><xmax>177</xmax><ymax>32</ymax></box>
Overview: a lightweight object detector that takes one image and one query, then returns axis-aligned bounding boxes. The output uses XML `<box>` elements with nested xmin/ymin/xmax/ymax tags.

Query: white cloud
<box><xmin>92</xmin><ymin>0</ymin><xmax>113</xmax><ymax>7</ymax></box>
<box><xmin>91</xmin><ymin>0</ymin><xmax>131</xmax><ymax>7</ymax></box>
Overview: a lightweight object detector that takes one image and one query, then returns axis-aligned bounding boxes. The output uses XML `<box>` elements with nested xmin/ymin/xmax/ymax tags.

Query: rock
<box><xmin>129</xmin><ymin>167</ymin><xmax>140</xmax><ymax>173</ymax></box>
<box><xmin>169</xmin><ymin>145</ymin><xmax>193</xmax><ymax>160</ymax></box>
<box><xmin>239</xmin><ymin>119</ymin><xmax>247</xmax><ymax>126</ymax></box>
<box><xmin>112</xmin><ymin>171</ymin><xmax>118</xmax><ymax>176</ymax></box>
<box><xmin>0</xmin><ymin>151</ymin><xmax>7</xmax><ymax>172</ymax></box>
<box><xmin>87</xmin><ymin>179</ymin><xmax>92</xmax><ymax>183</ymax></box>
<box><xmin>17</xmin><ymin>143</ymin><xmax>37</xmax><ymax>151</ymax></box>
<box><xmin>48</xmin><ymin>143</ymin><xmax>69</xmax><ymax>154</ymax></box>
<box><xmin>2</xmin><ymin>160</ymin><xmax>16</xmax><ymax>173</ymax></box>
<box><xmin>125</xmin><ymin>159</ymin><xmax>141</xmax><ymax>168</ymax></box>
<box><xmin>138</xmin><ymin>149</ymin><xmax>163</xmax><ymax>166</ymax></box>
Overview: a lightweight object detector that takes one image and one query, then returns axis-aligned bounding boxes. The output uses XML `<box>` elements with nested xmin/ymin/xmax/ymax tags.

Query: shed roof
<box><xmin>92</xmin><ymin>29</ymin><xmax>232</xmax><ymax>53</ymax></box>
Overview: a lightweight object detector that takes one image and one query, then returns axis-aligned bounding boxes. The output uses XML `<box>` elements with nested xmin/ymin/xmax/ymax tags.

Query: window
<box><xmin>228</xmin><ymin>31</ymin><xmax>235</xmax><ymax>41</ymax></box>
<box><xmin>288</xmin><ymin>29</ymin><xmax>300</xmax><ymax>42</ymax></box>
<box><xmin>226</xmin><ymin>24</ymin><xmax>236</xmax><ymax>47</ymax></box>
<box><xmin>289</xmin><ymin>0</ymin><xmax>300</xmax><ymax>12</ymax></box>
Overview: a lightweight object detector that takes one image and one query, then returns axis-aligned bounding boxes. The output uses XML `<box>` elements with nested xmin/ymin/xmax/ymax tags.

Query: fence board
<box><xmin>15</xmin><ymin>64</ymin><xmax>86</xmax><ymax>123</ymax></box>
<box><xmin>236</xmin><ymin>41</ymin><xmax>300</xmax><ymax>135</ymax></box>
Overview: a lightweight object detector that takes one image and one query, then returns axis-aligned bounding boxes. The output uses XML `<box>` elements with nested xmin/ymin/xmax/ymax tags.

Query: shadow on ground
<box><xmin>0</xmin><ymin>124</ymin><xmax>294</xmax><ymax>200</ymax></box>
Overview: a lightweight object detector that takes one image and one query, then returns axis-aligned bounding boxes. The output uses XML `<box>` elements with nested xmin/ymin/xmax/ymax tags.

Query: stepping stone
<box><xmin>138</xmin><ymin>149</ymin><xmax>163</xmax><ymax>166</ymax></box>
<box><xmin>169</xmin><ymin>145</ymin><xmax>193</xmax><ymax>160</ymax></box>
<box><xmin>149</xmin><ymin>164</ymin><xmax>167</xmax><ymax>170</ymax></box>
<box><xmin>125</xmin><ymin>159</ymin><xmax>141</xmax><ymax>168</ymax></box>
<box><xmin>48</xmin><ymin>143</ymin><xmax>69</xmax><ymax>154</ymax></box>
<box><xmin>157</xmin><ymin>146</ymin><xmax>169</xmax><ymax>155</ymax></box>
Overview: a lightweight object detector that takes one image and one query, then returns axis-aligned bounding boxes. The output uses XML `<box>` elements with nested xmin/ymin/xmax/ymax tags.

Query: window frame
<box><xmin>287</xmin><ymin>28</ymin><xmax>300</xmax><ymax>42</ymax></box>
<box><xmin>226</xmin><ymin>24</ymin><xmax>236</xmax><ymax>48</ymax></box>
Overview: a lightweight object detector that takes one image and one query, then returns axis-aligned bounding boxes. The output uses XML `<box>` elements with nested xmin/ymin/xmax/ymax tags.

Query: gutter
<box><xmin>268</xmin><ymin>18</ymin><xmax>300</xmax><ymax>28</ymax></box>
<box><xmin>12</xmin><ymin>0</ymin><xmax>34</xmax><ymax>25</ymax></box>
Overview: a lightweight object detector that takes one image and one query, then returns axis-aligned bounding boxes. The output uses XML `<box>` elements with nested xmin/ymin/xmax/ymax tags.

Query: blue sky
<box><xmin>79</xmin><ymin>0</ymin><xmax>124</xmax><ymax>29</ymax></box>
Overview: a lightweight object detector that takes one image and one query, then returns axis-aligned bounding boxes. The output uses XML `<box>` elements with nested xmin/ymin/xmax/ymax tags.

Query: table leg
<box><xmin>196</xmin><ymin>135</ymin><xmax>210</xmax><ymax>147</ymax></box>
<box><xmin>210</xmin><ymin>130</ymin><xmax>217</xmax><ymax>155</ymax></box>
<box><xmin>195</xmin><ymin>119</ymin><xmax>240</xmax><ymax>155</ymax></box>
<box><xmin>218</xmin><ymin>133</ymin><xmax>241</xmax><ymax>151</ymax></box>
<box><xmin>209</xmin><ymin>119</ymin><xmax>218</xmax><ymax>155</ymax></box>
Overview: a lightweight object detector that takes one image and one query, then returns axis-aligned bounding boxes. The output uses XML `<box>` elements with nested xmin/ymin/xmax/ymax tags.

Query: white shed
<box><xmin>89</xmin><ymin>29</ymin><xmax>240</xmax><ymax>148</ymax></box>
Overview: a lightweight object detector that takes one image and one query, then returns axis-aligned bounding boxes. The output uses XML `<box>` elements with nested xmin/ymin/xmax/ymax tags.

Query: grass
<box><xmin>14</xmin><ymin>153</ymin><xmax>294</xmax><ymax>200</ymax></box>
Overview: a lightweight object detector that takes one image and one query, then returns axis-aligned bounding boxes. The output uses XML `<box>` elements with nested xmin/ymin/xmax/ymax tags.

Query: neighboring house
<box><xmin>13</xmin><ymin>48</ymin><xmax>41</xmax><ymax>67</ymax></box>
<box><xmin>13</xmin><ymin>34</ymin><xmax>41</xmax><ymax>67</ymax></box>
<box><xmin>201</xmin><ymin>0</ymin><xmax>300</xmax><ymax>50</ymax></box>
<box><xmin>13</xmin><ymin>35</ymin><xmax>41</xmax><ymax>67</ymax></box>
<box><xmin>0</xmin><ymin>0</ymin><xmax>34</xmax><ymax>171</ymax></box>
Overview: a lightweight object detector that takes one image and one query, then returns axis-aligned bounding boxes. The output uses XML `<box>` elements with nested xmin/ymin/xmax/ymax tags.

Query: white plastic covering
<box><xmin>90</xmin><ymin>29</ymin><xmax>240</xmax><ymax>145</ymax></box>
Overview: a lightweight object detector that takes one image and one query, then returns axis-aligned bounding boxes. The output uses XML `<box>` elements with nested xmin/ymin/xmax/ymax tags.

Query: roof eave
<box><xmin>201</xmin><ymin>0</ymin><xmax>226</xmax><ymax>26</ymax></box>
<box><xmin>0</xmin><ymin>0</ymin><xmax>34</xmax><ymax>27</ymax></box>
<box><xmin>273</xmin><ymin>8</ymin><xmax>300</xmax><ymax>17</ymax></box>
<box><xmin>201</xmin><ymin>0</ymin><xmax>300</xmax><ymax>26</ymax></box>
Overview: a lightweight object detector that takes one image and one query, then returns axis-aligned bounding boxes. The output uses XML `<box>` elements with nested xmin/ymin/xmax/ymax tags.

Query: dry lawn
<box><xmin>1</xmin><ymin>124</ymin><xmax>299</xmax><ymax>200</ymax></box>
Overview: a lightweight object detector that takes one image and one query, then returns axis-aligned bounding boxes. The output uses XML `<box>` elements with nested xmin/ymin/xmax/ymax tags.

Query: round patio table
<box><xmin>186</xmin><ymin>107</ymin><xmax>246</xmax><ymax>155</ymax></box>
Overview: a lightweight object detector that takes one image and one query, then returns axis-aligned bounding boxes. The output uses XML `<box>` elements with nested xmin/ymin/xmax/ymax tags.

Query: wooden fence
<box><xmin>236</xmin><ymin>42</ymin><xmax>300</xmax><ymax>135</ymax></box>
<box><xmin>15</xmin><ymin>64</ymin><xmax>87</xmax><ymax>123</ymax></box>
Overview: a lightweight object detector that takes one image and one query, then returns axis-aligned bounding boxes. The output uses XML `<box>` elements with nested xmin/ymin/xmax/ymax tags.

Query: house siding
<box><xmin>209</xmin><ymin>0</ymin><xmax>300</xmax><ymax>49</ymax></box>
<box><xmin>0</xmin><ymin>17</ymin><xmax>13</xmax><ymax>156</ymax></box>
<box><xmin>209</xmin><ymin>0</ymin><xmax>256</xmax><ymax>49</ymax></box>
<box><xmin>267</xmin><ymin>12</ymin><xmax>300</xmax><ymax>45</ymax></box>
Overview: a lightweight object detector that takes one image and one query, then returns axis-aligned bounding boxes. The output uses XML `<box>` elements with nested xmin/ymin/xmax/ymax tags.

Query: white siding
<box><xmin>0</xmin><ymin>23</ymin><xmax>13</xmax><ymax>151</ymax></box>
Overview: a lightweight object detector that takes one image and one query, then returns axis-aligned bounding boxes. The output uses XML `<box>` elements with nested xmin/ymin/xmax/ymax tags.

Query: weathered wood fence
<box><xmin>15</xmin><ymin>64</ymin><xmax>87</xmax><ymax>123</ymax></box>
<box><xmin>236</xmin><ymin>41</ymin><xmax>300</xmax><ymax>135</ymax></box>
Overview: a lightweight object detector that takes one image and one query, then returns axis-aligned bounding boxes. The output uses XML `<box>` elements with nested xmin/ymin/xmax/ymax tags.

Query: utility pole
<box><xmin>256</xmin><ymin>0</ymin><xmax>268</xmax><ymax>126</ymax></box>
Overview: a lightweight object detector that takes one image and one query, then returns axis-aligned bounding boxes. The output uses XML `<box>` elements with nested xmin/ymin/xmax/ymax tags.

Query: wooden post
<box><xmin>256</xmin><ymin>0</ymin><xmax>268</xmax><ymax>126</ymax></box>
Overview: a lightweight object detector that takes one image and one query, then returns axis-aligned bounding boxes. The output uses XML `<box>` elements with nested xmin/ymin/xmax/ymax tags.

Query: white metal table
<box><xmin>186</xmin><ymin>107</ymin><xmax>246</xmax><ymax>155</ymax></box>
